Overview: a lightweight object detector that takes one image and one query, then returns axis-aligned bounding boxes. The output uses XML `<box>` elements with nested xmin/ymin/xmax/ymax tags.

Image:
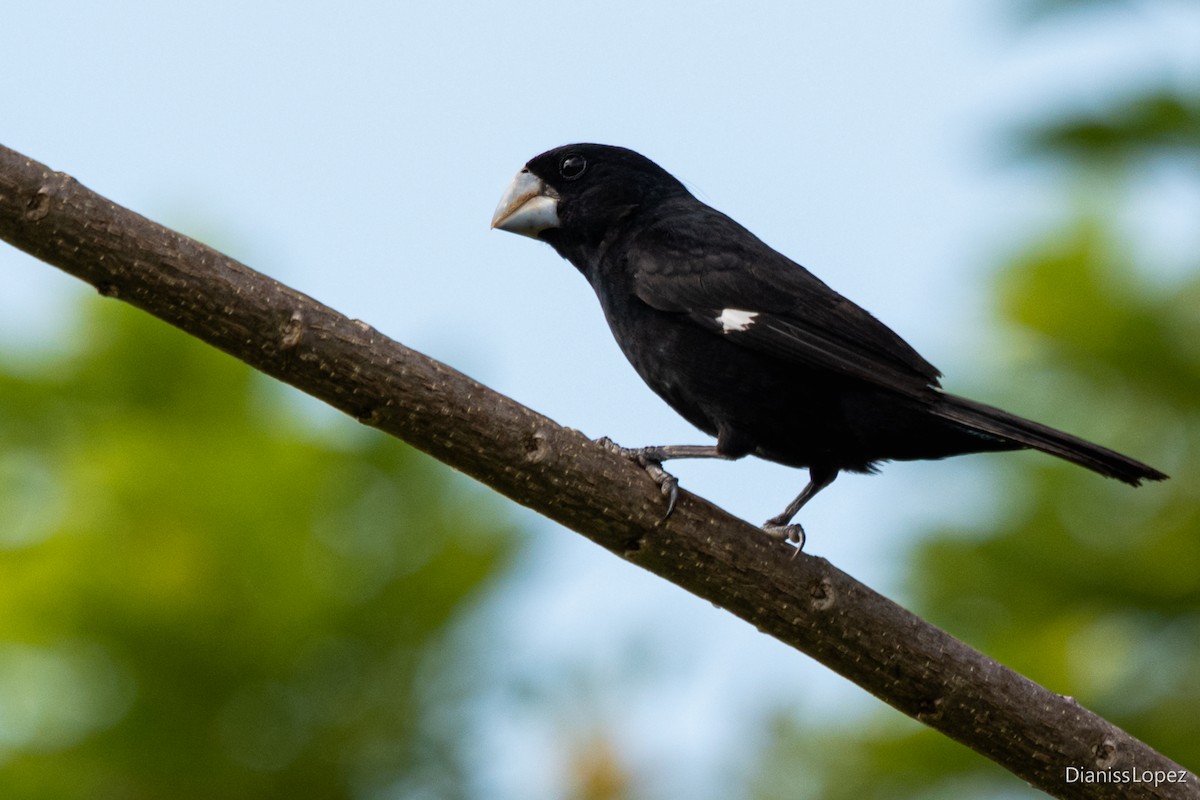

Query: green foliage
<box><xmin>920</xmin><ymin>220</ymin><xmax>1200</xmax><ymax>749</ymax></box>
<box><xmin>1013</xmin><ymin>90</ymin><xmax>1200</xmax><ymax>167</ymax></box>
<box><xmin>751</xmin><ymin>4</ymin><xmax>1199</xmax><ymax>798</ymax></box>
<box><xmin>997</xmin><ymin>218</ymin><xmax>1200</xmax><ymax>408</ymax></box>
<box><xmin>0</xmin><ymin>300</ymin><xmax>516</xmax><ymax>799</ymax></box>
<box><xmin>753</xmin><ymin>231</ymin><xmax>1200</xmax><ymax>799</ymax></box>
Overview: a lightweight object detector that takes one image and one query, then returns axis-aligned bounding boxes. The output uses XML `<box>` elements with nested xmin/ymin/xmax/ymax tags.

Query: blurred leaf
<box><xmin>1012</xmin><ymin>91</ymin><xmax>1200</xmax><ymax>165</ymax></box>
<box><xmin>0</xmin><ymin>299</ymin><xmax>518</xmax><ymax>799</ymax></box>
<box><xmin>998</xmin><ymin>216</ymin><xmax>1200</xmax><ymax>406</ymax></box>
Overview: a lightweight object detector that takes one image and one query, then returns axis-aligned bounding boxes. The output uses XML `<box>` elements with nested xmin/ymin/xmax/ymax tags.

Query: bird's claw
<box><xmin>762</xmin><ymin>522</ymin><xmax>806</xmax><ymax>555</ymax></box>
<box><xmin>644</xmin><ymin>462</ymin><xmax>679</xmax><ymax>517</ymax></box>
<box><xmin>596</xmin><ymin>437</ymin><xmax>679</xmax><ymax>520</ymax></box>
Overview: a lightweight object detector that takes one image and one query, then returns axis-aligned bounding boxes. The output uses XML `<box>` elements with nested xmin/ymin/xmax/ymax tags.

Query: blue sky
<box><xmin>3</xmin><ymin>2</ymin><xmax>1197</xmax><ymax>798</ymax></box>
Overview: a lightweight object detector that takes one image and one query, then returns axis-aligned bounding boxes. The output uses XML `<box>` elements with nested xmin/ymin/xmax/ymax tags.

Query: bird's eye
<box><xmin>559</xmin><ymin>154</ymin><xmax>587</xmax><ymax>180</ymax></box>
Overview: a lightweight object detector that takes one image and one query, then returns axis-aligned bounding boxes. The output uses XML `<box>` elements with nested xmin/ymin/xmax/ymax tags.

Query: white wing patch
<box><xmin>716</xmin><ymin>308</ymin><xmax>758</xmax><ymax>333</ymax></box>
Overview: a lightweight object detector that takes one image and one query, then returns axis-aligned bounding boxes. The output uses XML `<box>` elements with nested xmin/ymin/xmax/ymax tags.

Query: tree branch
<box><xmin>0</xmin><ymin>142</ymin><xmax>1193</xmax><ymax>799</ymax></box>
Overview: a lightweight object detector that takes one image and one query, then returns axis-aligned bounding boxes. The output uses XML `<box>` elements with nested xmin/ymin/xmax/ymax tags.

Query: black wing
<box><xmin>629</xmin><ymin>203</ymin><xmax>942</xmax><ymax>397</ymax></box>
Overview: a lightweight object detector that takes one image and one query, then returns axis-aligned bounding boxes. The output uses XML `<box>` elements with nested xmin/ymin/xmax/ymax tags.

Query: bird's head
<box><xmin>491</xmin><ymin>144</ymin><xmax>687</xmax><ymax>259</ymax></box>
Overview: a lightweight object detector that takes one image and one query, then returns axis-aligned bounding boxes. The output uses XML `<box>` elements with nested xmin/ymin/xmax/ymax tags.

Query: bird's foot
<box><xmin>762</xmin><ymin>522</ymin><xmax>806</xmax><ymax>554</ymax></box>
<box><xmin>595</xmin><ymin>437</ymin><xmax>679</xmax><ymax>519</ymax></box>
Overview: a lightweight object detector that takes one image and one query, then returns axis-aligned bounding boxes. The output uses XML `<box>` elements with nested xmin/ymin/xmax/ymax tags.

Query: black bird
<box><xmin>491</xmin><ymin>143</ymin><xmax>1167</xmax><ymax>546</ymax></box>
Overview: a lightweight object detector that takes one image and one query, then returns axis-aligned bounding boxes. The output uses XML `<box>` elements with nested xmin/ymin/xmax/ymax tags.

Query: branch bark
<box><xmin>0</xmin><ymin>142</ymin><xmax>1194</xmax><ymax>799</ymax></box>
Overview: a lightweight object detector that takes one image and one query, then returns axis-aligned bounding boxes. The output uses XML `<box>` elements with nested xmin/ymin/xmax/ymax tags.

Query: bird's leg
<box><xmin>595</xmin><ymin>439</ymin><xmax>728</xmax><ymax>518</ymax></box>
<box><xmin>762</xmin><ymin>466</ymin><xmax>838</xmax><ymax>551</ymax></box>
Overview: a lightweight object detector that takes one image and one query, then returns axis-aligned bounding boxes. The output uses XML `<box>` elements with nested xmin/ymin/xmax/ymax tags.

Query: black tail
<box><xmin>935</xmin><ymin>393</ymin><xmax>1168</xmax><ymax>486</ymax></box>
